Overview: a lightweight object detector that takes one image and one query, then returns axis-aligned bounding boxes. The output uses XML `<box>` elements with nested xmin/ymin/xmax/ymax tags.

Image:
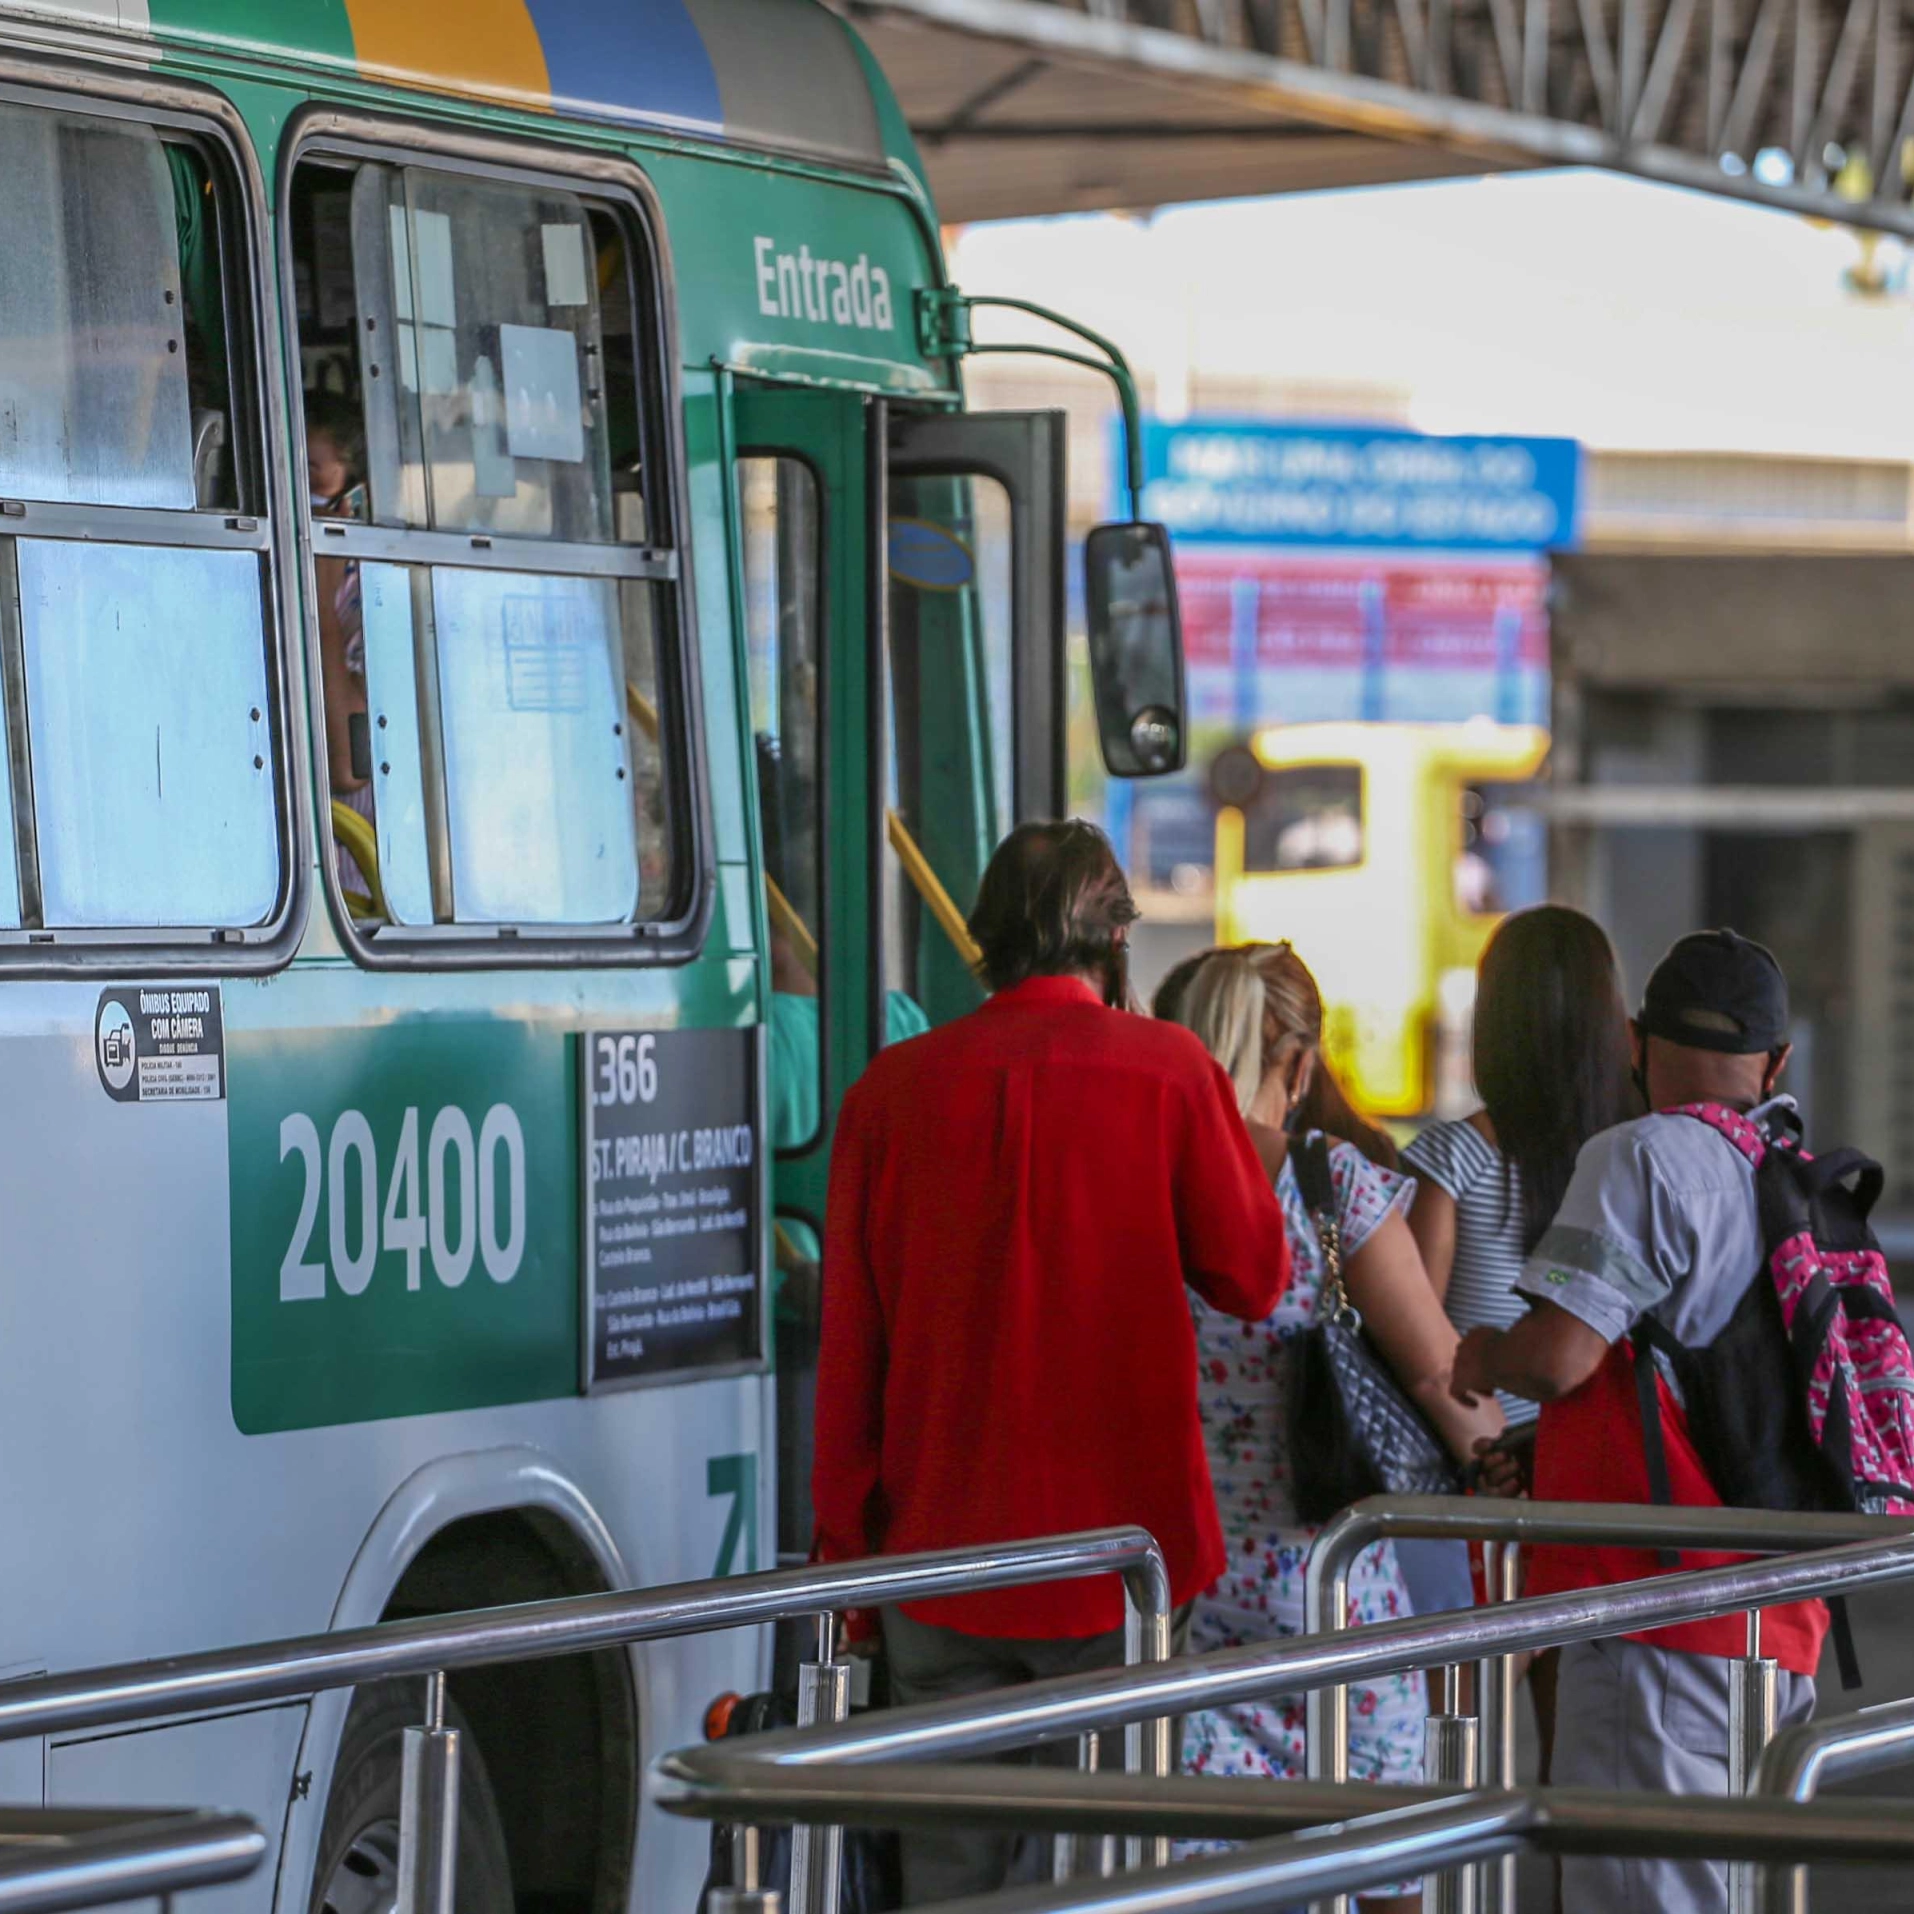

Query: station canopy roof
<box><xmin>835</xmin><ymin>0</ymin><xmax>1914</xmax><ymax>228</ymax></box>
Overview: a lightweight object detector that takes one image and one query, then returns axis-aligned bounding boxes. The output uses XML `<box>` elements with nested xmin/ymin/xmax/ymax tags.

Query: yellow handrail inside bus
<box><xmin>887</xmin><ymin>809</ymin><xmax>983</xmax><ymax>974</ymax></box>
<box><xmin>330</xmin><ymin>799</ymin><xmax>385</xmax><ymax>921</ymax></box>
<box><xmin>765</xmin><ymin>874</ymin><xmax>819</xmax><ymax>975</ymax></box>
<box><xmin>628</xmin><ymin>685</ymin><xmax>978</xmax><ymax>976</ymax></box>
<box><xmin>630</xmin><ymin>683</ymin><xmax>824</xmax><ymax>978</ymax></box>
<box><xmin>625</xmin><ymin>682</ymin><xmax>661</xmax><ymax>742</ymax></box>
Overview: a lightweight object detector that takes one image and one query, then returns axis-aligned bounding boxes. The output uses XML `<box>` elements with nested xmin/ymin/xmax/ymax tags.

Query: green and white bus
<box><xmin>0</xmin><ymin>2</ymin><xmax>1184</xmax><ymax>1910</ymax></box>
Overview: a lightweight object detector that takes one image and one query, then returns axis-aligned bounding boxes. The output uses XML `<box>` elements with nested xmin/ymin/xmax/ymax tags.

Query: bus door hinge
<box><xmin>915</xmin><ymin>286</ymin><xmax>972</xmax><ymax>361</ymax></box>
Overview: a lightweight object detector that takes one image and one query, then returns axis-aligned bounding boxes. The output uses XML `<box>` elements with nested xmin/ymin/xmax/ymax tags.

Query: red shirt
<box><xmin>812</xmin><ymin>975</ymin><xmax>1292</xmax><ymax>1638</ymax></box>
<box><xmin>1529</xmin><ymin>1340</ymin><xmax>1827</xmax><ymax>1674</ymax></box>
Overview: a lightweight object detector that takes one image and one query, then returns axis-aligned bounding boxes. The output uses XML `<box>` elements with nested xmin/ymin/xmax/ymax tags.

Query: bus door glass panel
<box><xmin>888</xmin><ymin>409</ymin><xmax>1065</xmax><ymax>824</ymax></box>
<box><xmin>0</xmin><ymin>102</ymin><xmax>281</xmax><ymax>937</ymax></box>
<box><xmin>289</xmin><ymin>155</ymin><xmax>684</xmax><ymax>935</ymax></box>
<box><xmin>738</xmin><ymin>455</ymin><xmax>825</xmax><ymax>1152</ymax></box>
<box><xmin>881</xmin><ymin>470</ymin><xmax>1012</xmax><ymax>1028</ymax></box>
<box><xmin>727</xmin><ymin>381</ymin><xmax>878</xmax><ymax>1215</ymax></box>
<box><xmin>882</xmin><ymin>410</ymin><xmax>1065</xmax><ymax>1027</ymax></box>
<box><xmin>737</xmin><ymin>451</ymin><xmax>825</xmax><ymax>1567</ymax></box>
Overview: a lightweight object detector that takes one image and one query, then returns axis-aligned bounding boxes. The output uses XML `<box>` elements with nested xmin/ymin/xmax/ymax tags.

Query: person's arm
<box><xmin>1174</xmin><ymin>1060</ymin><xmax>1291</xmax><ymax>1320</ymax></box>
<box><xmin>1406</xmin><ymin>1182</ymin><xmax>1459</xmax><ymax>1305</ymax></box>
<box><xmin>1450</xmin><ymin>1126</ymin><xmax>1674</xmax><ymax>1407</ymax></box>
<box><xmin>1451</xmin><ymin>1302</ymin><xmax>1611</xmax><ymax>1406</ymax></box>
<box><xmin>811</xmin><ymin>1090</ymin><xmax>888</xmax><ymax>1566</ymax></box>
<box><xmin>1346</xmin><ymin>1210</ymin><xmax>1503</xmax><ymax>1463</ymax></box>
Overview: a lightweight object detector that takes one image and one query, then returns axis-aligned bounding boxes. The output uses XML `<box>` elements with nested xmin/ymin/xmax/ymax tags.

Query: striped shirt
<box><xmin>1402</xmin><ymin>1116</ymin><xmax>1537</xmax><ymax>1427</ymax></box>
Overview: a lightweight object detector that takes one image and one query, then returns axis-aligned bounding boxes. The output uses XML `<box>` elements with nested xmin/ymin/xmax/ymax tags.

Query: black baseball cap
<box><xmin>1638</xmin><ymin>929</ymin><xmax>1790</xmax><ymax>1055</ymax></box>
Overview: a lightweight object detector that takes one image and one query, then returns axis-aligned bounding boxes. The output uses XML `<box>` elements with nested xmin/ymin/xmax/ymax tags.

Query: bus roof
<box><xmin>2</xmin><ymin>0</ymin><xmax>894</xmax><ymax>171</ymax></box>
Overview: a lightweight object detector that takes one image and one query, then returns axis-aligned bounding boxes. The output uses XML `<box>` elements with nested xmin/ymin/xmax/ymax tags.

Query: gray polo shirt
<box><xmin>1513</xmin><ymin>1099</ymin><xmax>1795</xmax><ymax>1349</ymax></box>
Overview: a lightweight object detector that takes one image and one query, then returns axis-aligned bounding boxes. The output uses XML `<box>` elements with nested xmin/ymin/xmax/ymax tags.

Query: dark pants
<box><xmin>881</xmin><ymin>1607</ymin><xmax>1143</xmax><ymax>1905</ymax></box>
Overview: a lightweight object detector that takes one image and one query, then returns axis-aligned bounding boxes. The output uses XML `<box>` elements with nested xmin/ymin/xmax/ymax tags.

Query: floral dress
<box><xmin>1182</xmin><ymin>1133</ymin><xmax>1427</xmax><ymax>1791</ymax></box>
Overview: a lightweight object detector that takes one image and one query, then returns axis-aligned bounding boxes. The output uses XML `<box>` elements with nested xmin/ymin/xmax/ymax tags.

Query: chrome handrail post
<box><xmin>398</xmin><ymin>1672</ymin><xmax>459</xmax><ymax>1914</ymax></box>
<box><xmin>789</xmin><ymin>1614</ymin><xmax>850</xmax><ymax>1914</ymax></box>
<box><xmin>1304</xmin><ymin>1505</ymin><xmax>1373</xmax><ymax>1914</ymax></box>
<box><xmin>1120</xmin><ymin>1559</ymin><xmax>1174</xmax><ymax>1873</ymax></box>
<box><xmin>1420</xmin><ymin>1699</ymin><xmax>1479</xmax><ymax>1914</ymax></box>
<box><xmin>1478</xmin><ymin>1541</ymin><xmax>1520</xmax><ymax>1914</ymax></box>
<box><xmin>1728</xmin><ymin>1609</ymin><xmax>1778</xmax><ymax>1914</ymax></box>
<box><xmin>1302</xmin><ymin>1506</ymin><xmax>1367</xmax><ymax>1788</ymax></box>
<box><xmin>1753</xmin><ymin>1686</ymin><xmax>1914</xmax><ymax>1912</ymax></box>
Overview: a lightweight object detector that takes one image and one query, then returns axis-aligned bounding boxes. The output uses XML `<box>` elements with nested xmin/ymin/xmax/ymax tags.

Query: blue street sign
<box><xmin>1131</xmin><ymin>418</ymin><xmax>1582</xmax><ymax>552</ymax></box>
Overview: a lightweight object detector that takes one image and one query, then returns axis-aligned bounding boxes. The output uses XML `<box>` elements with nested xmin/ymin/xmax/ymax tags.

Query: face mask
<box><xmin>311</xmin><ymin>489</ymin><xmax>338</xmax><ymax>511</ymax></box>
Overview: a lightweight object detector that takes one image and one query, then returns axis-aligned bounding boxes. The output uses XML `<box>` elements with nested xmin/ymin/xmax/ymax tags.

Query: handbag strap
<box><xmin>1294</xmin><ymin>1133</ymin><xmax>1360</xmax><ymax>1331</ymax></box>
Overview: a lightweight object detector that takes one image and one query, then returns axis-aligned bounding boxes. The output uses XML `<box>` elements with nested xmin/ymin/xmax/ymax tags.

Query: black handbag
<box><xmin>1286</xmin><ymin>1133</ymin><xmax>1462</xmax><ymax>1526</ymax></box>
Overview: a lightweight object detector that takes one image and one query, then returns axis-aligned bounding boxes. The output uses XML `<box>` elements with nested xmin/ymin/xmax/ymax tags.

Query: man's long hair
<box><xmin>967</xmin><ymin>820</ymin><xmax>1140</xmax><ymax>1003</ymax></box>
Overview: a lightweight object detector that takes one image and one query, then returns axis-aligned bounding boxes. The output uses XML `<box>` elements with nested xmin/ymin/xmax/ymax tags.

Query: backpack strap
<box><xmin>1827</xmin><ymin>1596</ymin><xmax>1864</xmax><ymax>1690</ymax></box>
<box><xmin>1665</xmin><ymin>1100</ymin><xmax>1768</xmax><ymax>1167</ymax></box>
<box><xmin>1788</xmin><ymin>1145</ymin><xmax>1886</xmax><ymax>1221</ymax></box>
<box><xmin>1630</xmin><ymin>1318</ymin><xmax>1683</xmax><ymax>1568</ymax></box>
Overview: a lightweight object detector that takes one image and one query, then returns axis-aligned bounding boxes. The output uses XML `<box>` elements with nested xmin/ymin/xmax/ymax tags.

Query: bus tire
<box><xmin>311</xmin><ymin>1680</ymin><xmax>515</xmax><ymax>1914</ymax></box>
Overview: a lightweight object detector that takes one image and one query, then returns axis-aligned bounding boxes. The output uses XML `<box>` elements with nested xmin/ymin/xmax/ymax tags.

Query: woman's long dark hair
<box><xmin>1472</xmin><ymin>905</ymin><xmax>1634</xmax><ymax>1251</ymax></box>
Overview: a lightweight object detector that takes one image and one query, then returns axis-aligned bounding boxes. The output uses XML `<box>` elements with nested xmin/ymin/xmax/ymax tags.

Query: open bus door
<box><xmin>726</xmin><ymin>382</ymin><xmax>1073</xmax><ymax>1564</ymax></box>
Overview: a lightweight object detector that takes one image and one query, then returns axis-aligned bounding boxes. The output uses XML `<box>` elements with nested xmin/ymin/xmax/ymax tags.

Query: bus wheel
<box><xmin>311</xmin><ymin>1681</ymin><xmax>514</xmax><ymax>1914</ymax></box>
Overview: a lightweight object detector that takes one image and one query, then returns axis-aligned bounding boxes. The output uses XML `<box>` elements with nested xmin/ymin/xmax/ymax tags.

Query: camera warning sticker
<box><xmin>96</xmin><ymin>986</ymin><xmax>226</xmax><ymax>1104</ymax></box>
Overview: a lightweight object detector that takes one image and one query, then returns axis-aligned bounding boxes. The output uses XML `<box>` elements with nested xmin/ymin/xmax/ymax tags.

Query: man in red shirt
<box><xmin>813</xmin><ymin>820</ymin><xmax>1291</xmax><ymax>1901</ymax></box>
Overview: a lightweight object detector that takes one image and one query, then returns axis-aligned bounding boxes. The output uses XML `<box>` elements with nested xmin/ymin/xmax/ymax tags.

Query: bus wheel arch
<box><xmin>300</xmin><ymin>1455</ymin><xmax>641</xmax><ymax>1914</ymax></box>
<box><xmin>369</xmin><ymin>1507</ymin><xmax>640</xmax><ymax>1914</ymax></box>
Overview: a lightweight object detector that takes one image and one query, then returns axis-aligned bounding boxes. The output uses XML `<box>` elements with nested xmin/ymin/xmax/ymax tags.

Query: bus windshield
<box><xmin>1243</xmin><ymin>764</ymin><xmax>1364</xmax><ymax>872</ymax></box>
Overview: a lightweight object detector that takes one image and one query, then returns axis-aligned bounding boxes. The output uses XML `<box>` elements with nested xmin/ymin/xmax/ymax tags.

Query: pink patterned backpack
<box><xmin>1633</xmin><ymin>1104</ymin><xmax>1914</xmax><ymax>1684</ymax></box>
<box><xmin>1634</xmin><ymin>1102</ymin><xmax>1914</xmax><ymax>1525</ymax></box>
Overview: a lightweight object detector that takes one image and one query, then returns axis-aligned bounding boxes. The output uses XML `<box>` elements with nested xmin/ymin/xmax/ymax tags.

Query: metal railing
<box><xmin>0</xmin><ymin>1529</ymin><xmax>1170</xmax><ymax>1914</ymax></box>
<box><xmin>653</xmin><ymin>1524</ymin><xmax>1914</xmax><ymax>1909</ymax></box>
<box><xmin>0</xmin><ymin>1808</ymin><xmax>263</xmax><ymax>1913</ymax></box>
<box><xmin>1302</xmin><ymin>1496</ymin><xmax>1914</xmax><ymax>1913</ymax></box>
<box><xmin>1757</xmin><ymin>1691</ymin><xmax>1914</xmax><ymax>1913</ymax></box>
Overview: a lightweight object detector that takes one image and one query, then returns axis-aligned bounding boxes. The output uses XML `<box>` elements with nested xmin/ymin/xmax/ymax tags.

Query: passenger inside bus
<box><xmin>304</xmin><ymin>393</ymin><xmax>377</xmax><ymax>910</ymax></box>
<box><xmin>166</xmin><ymin>142</ymin><xmax>234</xmax><ymax>511</ymax></box>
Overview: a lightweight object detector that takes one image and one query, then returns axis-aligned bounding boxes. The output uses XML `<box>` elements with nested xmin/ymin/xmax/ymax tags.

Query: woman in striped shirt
<box><xmin>1405</xmin><ymin>906</ymin><xmax>1635</xmax><ymax>1370</ymax></box>
<box><xmin>1400</xmin><ymin>904</ymin><xmax>1636</xmax><ymax>1759</ymax></box>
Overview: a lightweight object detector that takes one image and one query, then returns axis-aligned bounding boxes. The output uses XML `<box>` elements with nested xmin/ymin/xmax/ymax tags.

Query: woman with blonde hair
<box><xmin>1164</xmin><ymin>942</ymin><xmax>1502</xmax><ymax>1906</ymax></box>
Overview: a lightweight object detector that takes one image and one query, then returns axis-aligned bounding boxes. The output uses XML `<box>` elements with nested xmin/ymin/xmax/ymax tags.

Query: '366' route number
<box><xmin>592</xmin><ymin>1032</ymin><xmax>658</xmax><ymax>1108</ymax></box>
<box><xmin>279</xmin><ymin>1104</ymin><xmax>527</xmax><ymax>1301</ymax></box>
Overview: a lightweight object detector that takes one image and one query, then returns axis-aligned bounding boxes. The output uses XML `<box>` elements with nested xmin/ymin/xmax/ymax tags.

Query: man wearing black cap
<box><xmin>1451</xmin><ymin>930</ymin><xmax>1823</xmax><ymax>1914</ymax></box>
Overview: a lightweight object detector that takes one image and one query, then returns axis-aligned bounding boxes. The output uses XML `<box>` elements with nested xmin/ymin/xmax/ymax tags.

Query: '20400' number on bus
<box><xmin>278</xmin><ymin>1105</ymin><xmax>528</xmax><ymax>1301</ymax></box>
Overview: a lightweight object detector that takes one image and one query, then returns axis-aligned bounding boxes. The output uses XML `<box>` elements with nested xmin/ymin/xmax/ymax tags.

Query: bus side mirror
<box><xmin>1084</xmin><ymin>521</ymin><xmax>1186</xmax><ymax>778</ymax></box>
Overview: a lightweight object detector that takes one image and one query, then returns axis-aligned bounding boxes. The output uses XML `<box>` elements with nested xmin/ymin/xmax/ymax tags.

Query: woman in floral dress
<box><xmin>1160</xmin><ymin>945</ymin><xmax>1503</xmax><ymax>1907</ymax></box>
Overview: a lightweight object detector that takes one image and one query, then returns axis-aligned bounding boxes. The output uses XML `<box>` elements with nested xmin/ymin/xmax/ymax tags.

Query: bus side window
<box><xmin>0</xmin><ymin>101</ymin><xmax>281</xmax><ymax>938</ymax></box>
<box><xmin>739</xmin><ymin>456</ymin><xmax>825</xmax><ymax>1153</ymax></box>
<box><xmin>287</xmin><ymin>155</ymin><xmax>688</xmax><ymax>939</ymax></box>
